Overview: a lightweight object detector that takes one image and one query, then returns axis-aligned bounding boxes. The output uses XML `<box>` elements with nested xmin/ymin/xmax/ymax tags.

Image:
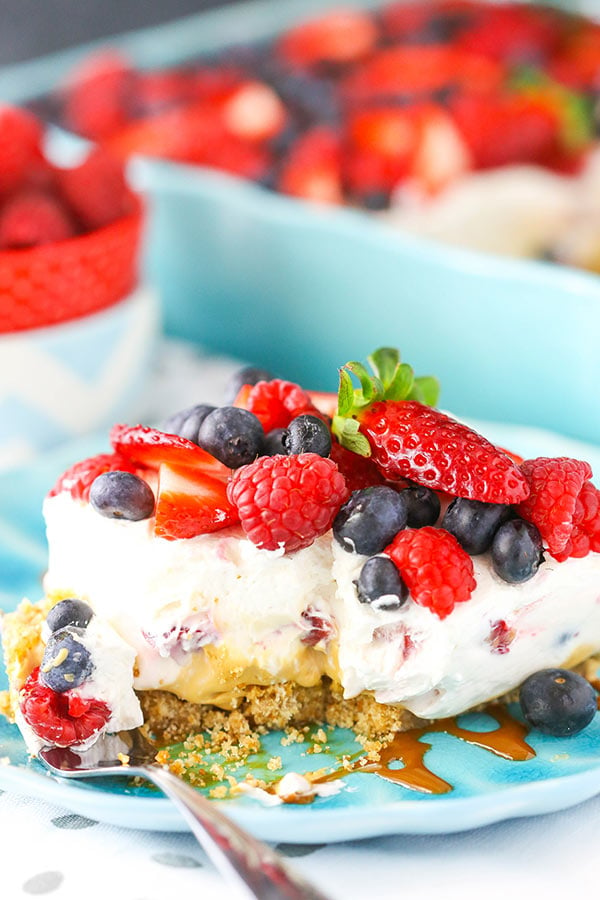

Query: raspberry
<box><xmin>516</xmin><ymin>457</ymin><xmax>593</xmax><ymax>556</ymax></box>
<box><xmin>385</xmin><ymin>527</ymin><xmax>476</xmax><ymax>619</ymax></box>
<box><xmin>63</xmin><ymin>51</ymin><xmax>133</xmax><ymax>141</ymax></box>
<box><xmin>0</xmin><ymin>106</ymin><xmax>43</xmax><ymax>196</ymax></box>
<box><xmin>0</xmin><ymin>190</ymin><xmax>75</xmax><ymax>250</ymax></box>
<box><xmin>227</xmin><ymin>452</ymin><xmax>348</xmax><ymax>552</ymax></box>
<box><xmin>244</xmin><ymin>379</ymin><xmax>327</xmax><ymax>434</ymax></box>
<box><xmin>550</xmin><ymin>480</ymin><xmax>600</xmax><ymax>562</ymax></box>
<box><xmin>55</xmin><ymin>148</ymin><xmax>134</xmax><ymax>231</ymax></box>
<box><xmin>48</xmin><ymin>452</ymin><xmax>138</xmax><ymax>502</ymax></box>
<box><xmin>20</xmin><ymin>667</ymin><xmax>111</xmax><ymax>748</ymax></box>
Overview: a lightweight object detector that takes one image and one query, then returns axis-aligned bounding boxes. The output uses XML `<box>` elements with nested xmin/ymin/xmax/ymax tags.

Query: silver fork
<box><xmin>38</xmin><ymin>729</ymin><xmax>329</xmax><ymax>900</ymax></box>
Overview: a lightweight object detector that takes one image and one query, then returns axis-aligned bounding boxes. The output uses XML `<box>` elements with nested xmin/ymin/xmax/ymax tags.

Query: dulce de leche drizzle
<box><xmin>315</xmin><ymin>704</ymin><xmax>535</xmax><ymax>796</ymax></box>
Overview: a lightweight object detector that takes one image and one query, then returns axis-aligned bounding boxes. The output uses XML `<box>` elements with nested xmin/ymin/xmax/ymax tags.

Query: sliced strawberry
<box><xmin>55</xmin><ymin>148</ymin><xmax>135</xmax><ymax>231</ymax></box>
<box><xmin>277</xmin><ymin>9</ymin><xmax>378</xmax><ymax>70</ymax></box>
<box><xmin>409</xmin><ymin>105</ymin><xmax>471</xmax><ymax>195</ymax></box>
<box><xmin>347</xmin><ymin>107</ymin><xmax>419</xmax><ymax>176</ymax></box>
<box><xmin>63</xmin><ymin>51</ymin><xmax>134</xmax><ymax>141</ymax></box>
<box><xmin>110</xmin><ymin>424</ymin><xmax>229</xmax><ymax>478</ymax></box>
<box><xmin>220</xmin><ymin>81</ymin><xmax>287</xmax><ymax>142</ymax></box>
<box><xmin>307</xmin><ymin>391</ymin><xmax>338</xmax><ymax>419</ymax></box>
<box><xmin>0</xmin><ymin>189</ymin><xmax>76</xmax><ymax>250</ymax></box>
<box><xmin>20</xmin><ymin>667</ymin><xmax>111</xmax><ymax>748</ymax></box>
<box><xmin>0</xmin><ymin>105</ymin><xmax>43</xmax><ymax>197</ymax></box>
<box><xmin>278</xmin><ymin>127</ymin><xmax>343</xmax><ymax>204</ymax></box>
<box><xmin>48</xmin><ymin>451</ymin><xmax>138</xmax><ymax>502</ymax></box>
<box><xmin>154</xmin><ymin>462</ymin><xmax>239</xmax><ymax>540</ymax></box>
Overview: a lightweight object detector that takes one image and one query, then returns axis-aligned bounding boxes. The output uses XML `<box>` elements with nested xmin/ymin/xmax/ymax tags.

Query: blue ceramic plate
<box><xmin>1</xmin><ymin>424</ymin><xmax>600</xmax><ymax>841</ymax></box>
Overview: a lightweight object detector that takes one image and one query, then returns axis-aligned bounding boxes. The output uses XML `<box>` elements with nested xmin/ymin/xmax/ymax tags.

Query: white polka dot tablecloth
<box><xmin>3</xmin><ymin>784</ymin><xmax>600</xmax><ymax>900</ymax></box>
<box><xmin>3</xmin><ymin>340</ymin><xmax>600</xmax><ymax>899</ymax></box>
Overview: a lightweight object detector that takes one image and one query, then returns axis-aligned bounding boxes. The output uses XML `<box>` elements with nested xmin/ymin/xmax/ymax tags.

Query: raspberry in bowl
<box><xmin>0</xmin><ymin>105</ymin><xmax>158</xmax><ymax>466</ymax></box>
<box><xmin>2</xmin><ymin>346</ymin><xmax>600</xmax><ymax>777</ymax></box>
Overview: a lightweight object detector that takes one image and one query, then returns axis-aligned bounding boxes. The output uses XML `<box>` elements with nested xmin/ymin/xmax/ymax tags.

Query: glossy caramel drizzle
<box><xmin>315</xmin><ymin>704</ymin><xmax>535</xmax><ymax>796</ymax></box>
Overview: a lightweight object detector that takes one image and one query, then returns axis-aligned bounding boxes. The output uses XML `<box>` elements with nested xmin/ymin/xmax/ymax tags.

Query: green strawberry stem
<box><xmin>332</xmin><ymin>347</ymin><xmax>440</xmax><ymax>457</ymax></box>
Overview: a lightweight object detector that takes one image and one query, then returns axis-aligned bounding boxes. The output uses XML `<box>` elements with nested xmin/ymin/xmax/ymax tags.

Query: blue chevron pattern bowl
<box><xmin>0</xmin><ymin>288</ymin><xmax>160</xmax><ymax>470</ymax></box>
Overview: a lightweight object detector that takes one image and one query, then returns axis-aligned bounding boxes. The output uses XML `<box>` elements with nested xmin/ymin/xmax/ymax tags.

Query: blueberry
<box><xmin>284</xmin><ymin>414</ymin><xmax>331</xmax><ymax>457</ymax></box>
<box><xmin>355</xmin><ymin>556</ymin><xmax>408</xmax><ymax>611</ymax></box>
<box><xmin>442</xmin><ymin>498</ymin><xmax>512</xmax><ymax>555</ymax></box>
<box><xmin>46</xmin><ymin>599</ymin><xmax>93</xmax><ymax>633</ymax></box>
<box><xmin>519</xmin><ymin>668</ymin><xmax>597</xmax><ymax>737</ymax></box>
<box><xmin>263</xmin><ymin>428</ymin><xmax>288</xmax><ymax>456</ymax></box>
<box><xmin>333</xmin><ymin>486</ymin><xmax>407</xmax><ymax>556</ymax></box>
<box><xmin>491</xmin><ymin>518</ymin><xmax>544</xmax><ymax>583</ymax></box>
<box><xmin>163</xmin><ymin>404</ymin><xmax>215</xmax><ymax>444</ymax></box>
<box><xmin>224</xmin><ymin>366</ymin><xmax>274</xmax><ymax>403</ymax></box>
<box><xmin>197</xmin><ymin>406</ymin><xmax>264</xmax><ymax>468</ymax></box>
<box><xmin>40</xmin><ymin>629</ymin><xmax>93</xmax><ymax>693</ymax></box>
<box><xmin>90</xmin><ymin>471</ymin><xmax>155</xmax><ymax>521</ymax></box>
<box><xmin>399</xmin><ymin>485</ymin><xmax>441</xmax><ymax>528</ymax></box>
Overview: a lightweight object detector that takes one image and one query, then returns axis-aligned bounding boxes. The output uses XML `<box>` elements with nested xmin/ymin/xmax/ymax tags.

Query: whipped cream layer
<box><xmin>44</xmin><ymin>492</ymin><xmax>600</xmax><ymax>719</ymax></box>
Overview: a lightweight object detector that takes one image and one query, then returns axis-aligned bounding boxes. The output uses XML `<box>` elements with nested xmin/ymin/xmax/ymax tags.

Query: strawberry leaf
<box><xmin>337</xmin><ymin>368</ymin><xmax>355</xmax><ymax>417</ymax></box>
<box><xmin>385</xmin><ymin>363</ymin><xmax>414</xmax><ymax>401</ymax></box>
<box><xmin>332</xmin><ymin>416</ymin><xmax>371</xmax><ymax>457</ymax></box>
<box><xmin>345</xmin><ymin>361</ymin><xmax>376</xmax><ymax>401</ymax></box>
<box><xmin>409</xmin><ymin>376</ymin><xmax>440</xmax><ymax>407</ymax></box>
<box><xmin>367</xmin><ymin>347</ymin><xmax>400</xmax><ymax>388</ymax></box>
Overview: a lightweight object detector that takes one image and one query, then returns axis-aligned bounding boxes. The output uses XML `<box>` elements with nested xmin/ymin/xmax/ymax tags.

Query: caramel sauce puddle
<box><xmin>312</xmin><ymin>704</ymin><xmax>535</xmax><ymax>796</ymax></box>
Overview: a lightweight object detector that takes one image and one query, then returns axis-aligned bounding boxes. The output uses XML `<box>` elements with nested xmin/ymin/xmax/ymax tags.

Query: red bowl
<box><xmin>0</xmin><ymin>198</ymin><xmax>143</xmax><ymax>334</ymax></box>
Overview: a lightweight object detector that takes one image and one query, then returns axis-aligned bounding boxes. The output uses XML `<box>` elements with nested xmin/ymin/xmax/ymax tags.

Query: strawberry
<box><xmin>516</xmin><ymin>457</ymin><xmax>594</xmax><ymax>557</ymax></box>
<box><xmin>549</xmin><ymin>24</ymin><xmax>600</xmax><ymax>91</ymax></box>
<box><xmin>278</xmin><ymin>127</ymin><xmax>343</xmax><ymax>204</ymax></box>
<box><xmin>20</xmin><ymin>667</ymin><xmax>111</xmax><ymax>748</ymax></box>
<box><xmin>409</xmin><ymin>105</ymin><xmax>472</xmax><ymax>195</ymax></box>
<box><xmin>329</xmin><ymin>440</ymin><xmax>387</xmax><ymax>493</ymax></box>
<box><xmin>0</xmin><ymin>202</ymin><xmax>142</xmax><ymax>333</ymax></box>
<box><xmin>220</xmin><ymin>81</ymin><xmax>286</xmax><ymax>142</ymax></box>
<box><xmin>0</xmin><ymin>189</ymin><xmax>75</xmax><ymax>250</ymax></box>
<box><xmin>276</xmin><ymin>9</ymin><xmax>378</xmax><ymax>70</ymax></box>
<box><xmin>332</xmin><ymin>348</ymin><xmax>529</xmax><ymax>504</ymax></box>
<box><xmin>48</xmin><ymin>452</ymin><xmax>138</xmax><ymax>502</ymax></box>
<box><xmin>450</xmin><ymin>91</ymin><xmax>560</xmax><ymax>169</ymax></box>
<box><xmin>307</xmin><ymin>391</ymin><xmax>338</xmax><ymax>419</ymax></box>
<box><xmin>0</xmin><ymin>105</ymin><xmax>43</xmax><ymax>197</ymax></box>
<box><xmin>341</xmin><ymin>45</ymin><xmax>504</xmax><ymax>106</ymax></box>
<box><xmin>63</xmin><ymin>51</ymin><xmax>134</xmax><ymax>140</ymax></box>
<box><xmin>134</xmin><ymin>69</ymin><xmax>193</xmax><ymax>116</ymax></box>
<box><xmin>386</xmin><ymin>526</ymin><xmax>476</xmax><ymax>619</ymax></box>
<box><xmin>154</xmin><ymin>463</ymin><xmax>239</xmax><ymax>540</ymax></box>
<box><xmin>55</xmin><ymin>148</ymin><xmax>134</xmax><ymax>231</ymax></box>
<box><xmin>227</xmin><ymin>452</ymin><xmax>348</xmax><ymax>553</ymax></box>
<box><xmin>457</xmin><ymin>4</ymin><xmax>562</xmax><ymax>64</ymax></box>
<box><xmin>110</xmin><ymin>424</ymin><xmax>229</xmax><ymax>478</ymax></box>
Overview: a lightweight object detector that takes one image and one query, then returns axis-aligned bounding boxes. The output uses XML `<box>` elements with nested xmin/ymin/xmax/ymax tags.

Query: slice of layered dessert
<box><xmin>2</xmin><ymin>348</ymin><xmax>600</xmax><ymax>755</ymax></box>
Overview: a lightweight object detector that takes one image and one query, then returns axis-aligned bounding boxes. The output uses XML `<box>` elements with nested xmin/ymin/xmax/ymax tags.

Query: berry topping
<box><xmin>284</xmin><ymin>414</ymin><xmax>332</xmax><ymax>457</ymax></box>
<box><xmin>154</xmin><ymin>462</ymin><xmax>239</xmax><ymax>540</ymax></box>
<box><xmin>385</xmin><ymin>527</ymin><xmax>476</xmax><ymax>619</ymax></box>
<box><xmin>227</xmin><ymin>452</ymin><xmax>348</xmax><ymax>552</ymax></box>
<box><xmin>241</xmin><ymin>378</ymin><xmax>326</xmax><ymax>433</ymax></box>
<box><xmin>333</xmin><ymin>485</ymin><xmax>407</xmax><ymax>556</ymax></box>
<box><xmin>89</xmin><ymin>471</ymin><xmax>155</xmax><ymax>521</ymax></box>
<box><xmin>491</xmin><ymin>518</ymin><xmax>544</xmax><ymax>584</ymax></box>
<box><xmin>333</xmin><ymin>348</ymin><xmax>529</xmax><ymax>505</ymax></box>
<box><xmin>329</xmin><ymin>440</ymin><xmax>387</xmax><ymax>492</ymax></box>
<box><xmin>553</xmin><ymin>480</ymin><xmax>600</xmax><ymax>562</ymax></box>
<box><xmin>46</xmin><ymin>599</ymin><xmax>94</xmax><ymax>633</ymax></box>
<box><xmin>110</xmin><ymin>424</ymin><xmax>228</xmax><ymax>477</ymax></box>
<box><xmin>516</xmin><ymin>457</ymin><xmax>594</xmax><ymax>556</ymax></box>
<box><xmin>197</xmin><ymin>406</ymin><xmax>265</xmax><ymax>468</ymax></box>
<box><xmin>0</xmin><ymin>105</ymin><xmax>43</xmax><ymax>196</ymax></box>
<box><xmin>263</xmin><ymin>428</ymin><xmax>288</xmax><ymax>456</ymax></box>
<box><xmin>442</xmin><ymin>498</ymin><xmax>513</xmax><ymax>555</ymax></box>
<box><xmin>225</xmin><ymin>365</ymin><xmax>275</xmax><ymax>403</ymax></box>
<box><xmin>277</xmin><ymin>9</ymin><xmax>378</xmax><ymax>69</ymax></box>
<box><xmin>355</xmin><ymin>555</ymin><xmax>408</xmax><ymax>612</ymax></box>
<box><xmin>278</xmin><ymin>127</ymin><xmax>343</xmax><ymax>204</ymax></box>
<box><xmin>399</xmin><ymin>485</ymin><xmax>441</xmax><ymax>528</ymax></box>
<box><xmin>20</xmin><ymin>667</ymin><xmax>110</xmax><ymax>748</ymax></box>
<box><xmin>519</xmin><ymin>668</ymin><xmax>597</xmax><ymax>737</ymax></box>
<box><xmin>0</xmin><ymin>189</ymin><xmax>76</xmax><ymax>250</ymax></box>
<box><xmin>48</xmin><ymin>452</ymin><xmax>138</xmax><ymax>502</ymax></box>
<box><xmin>163</xmin><ymin>404</ymin><xmax>216</xmax><ymax>444</ymax></box>
<box><xmin>40</xmin><ymin>630</ymin><xmax>94</xmax><ymax>693</ymax></box>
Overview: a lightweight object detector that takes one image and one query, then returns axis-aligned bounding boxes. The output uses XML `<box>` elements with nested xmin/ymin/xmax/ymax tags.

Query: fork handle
<box><xmin>142</xmin><ymin>765</ymin><xmax>330</xmax><ymax>900</ymax></box>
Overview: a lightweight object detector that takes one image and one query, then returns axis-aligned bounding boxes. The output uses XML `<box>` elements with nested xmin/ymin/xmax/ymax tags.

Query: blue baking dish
<box><xmin>1</xmin><ymin>0</ymin><xmax>600</xmax><ymax>446</ymax></box>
